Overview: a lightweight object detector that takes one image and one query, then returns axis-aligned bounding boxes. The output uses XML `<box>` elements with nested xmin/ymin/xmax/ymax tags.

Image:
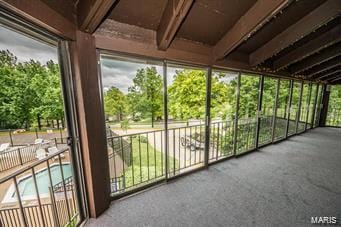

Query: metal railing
<box><xmin>107</xmin><ymin>118</ymin><xmax>281</xmax><ymax>196</ymax></box>
<box><xmin>0</xmin><ymin>147</ymin><xmax>79</xmax><ymax>227</ymax></box>
<box><xmin>258</xmin><ymin>115</ymin><xmax>275</xmax><ymax>146</ymax></box>
<box><xmin>107</xmin><ymin>129</ymin><xmax>166</xmax><ymax>194</ymax></box>
<box><xmin>50</xmin><ymin>176</ymin><xmax>78</xmax><ymax>227</ymax></box>
<box><xmin>236</xmin><ymin>118</ymin><xmax>257</xmax><ymax>154</ymax></box>
<box><xmin>326</xmin><ymin>108</ymin><xmax>341</xmax><ymax>127</ymax></box>
<box><xmin>107</xmin><ymin>101</ymin><xmax>322</xmax><ymax>197</ymax></box>
<box><xmin>209</xmin><ymin>120</ymin><xmax>234</xmax><ymax>161</ymax></box>
<box><xmin>0</xmin><ymin>203</ymin><xmax>54</xmax><ymax>227</ymax></box>
<box><xmin>0</xmin><ymin>143</ymin><xmax>51</xmax><ymax>172</ymax></box>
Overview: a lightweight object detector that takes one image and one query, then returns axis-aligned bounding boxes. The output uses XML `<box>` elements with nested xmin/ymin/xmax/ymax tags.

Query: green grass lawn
<box><xmin>122</xmin><ymin>137</ymin><xmax>178</xmax><ymax>189</ymax></box>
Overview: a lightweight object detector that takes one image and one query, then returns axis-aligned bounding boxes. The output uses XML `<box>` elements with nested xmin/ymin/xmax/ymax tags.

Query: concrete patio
<box><xmin>86</xmin><ymin>127</ymin><xmax>341</xmax><ymax>227</ymax></box>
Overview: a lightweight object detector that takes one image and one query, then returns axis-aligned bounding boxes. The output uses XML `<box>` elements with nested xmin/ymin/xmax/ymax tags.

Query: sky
<box><xmin>0</xmin><ymin>23</ymin><xmax>178</xmax><ymax>93</ymax></box>
<box><xmin>0</xmin><ymin>24</ymin><xmax>237</xmax><ymax>92</ymax></box>
<box><xmin>100</xmin><ymin>57</ymin><xmax>239</xmax><ymax>93</ymax></box>
<box><xmin>100</xmin><ymin>57</ymin><xmax>180</xmax><ymax>93</ymax></box>
<box><xmin>0</xmin><ymin>25</ymin><xmax>58</xmax><ymax>64</ymax></box>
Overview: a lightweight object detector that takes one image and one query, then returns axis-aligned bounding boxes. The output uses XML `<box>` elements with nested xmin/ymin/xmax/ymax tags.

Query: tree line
<box><xmin>103</xmin><ymin>66</ymin><xmax>281</xmax><ymax>125</ymax></box>
<box><xmin>0</xmin><ymin>50</ymin><xmax>64</xmax><ymax>130</ymax></box>
<box><xmin>104</xmin><ymin>64</ymin><xmax>334</xmax><ymax>127</ymax></box>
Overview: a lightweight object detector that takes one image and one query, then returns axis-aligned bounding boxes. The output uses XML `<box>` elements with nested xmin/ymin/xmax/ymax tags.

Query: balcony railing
<box><xmin>0</xmin><ymin>139</ymin><xmax>67</xmax><ymax>172</ymax></box>
<box><xmin>106</xmin><ymin>109</ymin><xmax>320</xmax><ymax>196</ymax></box>
<box><xmin>0</xmin><ymin>147</ymin><xmax>79</xmax><ymax>227</ymax></box>
<box><xmin>326</xmin><ymin>108</ymin><xmax>341</xmax><ymax>127</ymax></box>
<box><xmin>107</xmin><ymin>115</ymin><xmax>310</xmax><ymax>196</ymax></box>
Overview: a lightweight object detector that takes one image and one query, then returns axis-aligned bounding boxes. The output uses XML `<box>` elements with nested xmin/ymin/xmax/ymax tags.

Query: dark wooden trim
<box><xmin>157</xmin><ymin>0</ymin><xmax>194</xmax><ymax>50</ymax></box>
<box><xmin>319</xmin><ymin>85</ymin><xmax>330</xmax><ymax>126</ymax></box>
<box><xmin>273</xmin><ymin>25</ymin><xmax>341</xmax><ymax>70</ymax></box>
<box><xmin>78</xmin><ymin>0</ymin><xmax>116</xmax><ymax>33</ymax></box>
<box><xmin>312</xmin><ymin>67</ymin><xmax>341</xmax><ymax>79</ymax></box>
<box><xmin>330</xmin><ymin>77</ymin><xmax>341</xmax><ymax>83</ymax></box>
<box><xmin>307</xmin><ymin>57</ymin><xmax>341</xmax><ymax>78</ymax></box>
<box><xmin>213</xmin><ymin>0</ymin><xmax>289</xmax><ymax>61</ymax></box>
<box><xmin>250</xmin><ymin>0</ymin><xmax>341</xmax><ymax>66</ymax></box>
<box><xmin>69</xmin><ymin>31</ymin><xmax>110</xmax><ymax>218</ymax></box>
<box><xmin>326</xmin><ymin>74</ymin><xmax>341</xmax><ymax>82</ymax></box>
<box><xmin>290</xmin><ymin>43</ymin><xmax>341</xmax><ymax>74</ymax></box>
<box><xmin>95</xmin><ymin>34</ymin><xmax>211</xmax><ymax>66</ymax></box>
<box><xmin>317</xmin><ymin>70</ymin><xmax>341</xmax><ymax>80</ymax></box>
<box><xmin>95</xmin><ymin>33</ymin><xmax>320</xmax><ymax>82</ymax></box>
<box><xmin>0</xmin><ymin>0</ymin><xmax>76</xmax><ymax>40</ymax></box>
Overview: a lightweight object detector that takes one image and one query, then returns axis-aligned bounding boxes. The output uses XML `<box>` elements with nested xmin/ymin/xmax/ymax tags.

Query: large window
<box><xmin>0</xmin><ymin>21</ymin><xmax>81</xmax><ymax>226</ymax></box>
<box><xmin>287</xmin><ymin>81</ymin><xmax>301</xmax><ymax>136</ymax></box>
<box><xmin>297</xmin><ymin>82</ymin><xmax>310</xmax><ymax>132</ymax></box>
<box><xmin>259</xmin><ymin>77</ymin><xmax>277</xmax><ymax>145</ymax></box>
<box><xmin>100</xmin><ymin>55</ymin><xmax>166</xmax><ymax>193</ymax></box>
<box><xmin>166</xmin><ymin>64</ymin><xmax>207</xmax><ymax>175</ymax></box>
<box><xmin>274</xmin><ymin>79</ymin><xmax>290</xmax><ymax>141</ymax></box>
<box><xmin>236</xmin><ymin>74</ymin><xmax>260</xmax><ymax>154</ymax></box>
<box><xmin>209</xmin><ymin>70</ymin><xmax>238</xmax><ymax>161</ymax></box>
<box><xmin>307</xmin><ymin>84</ymin><xmax>318</xmax><ymax>128</ymax></box>
<box><xmin>313</xmin><ymin>84</ymin><xmax>323</xmax><ymax>127</ymax></box>
<box><xmin>99</xmin><ymin>53</ymin><xmax>323</xmax><ymax>197</ymax></box>
<box><xmin>326</xmin><ymin>85</ymin><xmax>341</xmax><ymax>127</ymax></box>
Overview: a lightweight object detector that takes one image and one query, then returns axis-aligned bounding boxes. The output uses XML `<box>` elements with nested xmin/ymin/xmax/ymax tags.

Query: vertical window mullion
<box><xmin>204</xmin><ymin>67</ymin><xmax>212</xmax><ymax>168</ymax></box>
<box><xmin>233</xmin><ymin>72</ymin><xmax>241</xmax><ymax>156</ymax></box>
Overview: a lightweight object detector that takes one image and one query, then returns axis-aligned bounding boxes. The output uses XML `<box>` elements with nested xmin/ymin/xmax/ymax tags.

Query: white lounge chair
<box><xmin>47</xmin><ymin>146</ymin><xmax>65</xmax><ymax>159</ymax></box>
<box><xmin>0</xmin><ymin>143</ymin><xmax>10</xmax><ymax>152</ymax></box>
<box><xmin>36</xmin><ymin>148</ymin><xmax>47</xmax><ymax>160</ymax></box>
<box><xmin>34</xmin><ymin>138</ymin><xmax>50</xmax><ymax>146</ymax></box>
<box><xmin>34</xmin><ymin>138</ymin><xmax>44</xmax><ymax>144</ymax></box>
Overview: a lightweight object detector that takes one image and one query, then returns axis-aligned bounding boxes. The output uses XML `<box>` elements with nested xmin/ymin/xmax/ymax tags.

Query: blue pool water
<box><xmin>14</xmin><ymin>164</ymin><xmax>72</xmax><ymax>197</ymax></box>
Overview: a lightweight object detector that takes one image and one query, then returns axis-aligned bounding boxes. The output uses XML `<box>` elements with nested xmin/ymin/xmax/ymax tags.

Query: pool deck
<box><xmin>0</xmin><ymin>151</ymin><xmax>71</xmax><ymax>208</ymax></box>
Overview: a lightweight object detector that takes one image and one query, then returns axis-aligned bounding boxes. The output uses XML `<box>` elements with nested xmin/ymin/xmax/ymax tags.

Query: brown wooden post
<box><xmin>69</xmin><ymin>31</ymin><xmax>110</xmax><ymax>218</ymax></box>
<box><xmin>319</xmin><ymin>85</ymin><xmax>331</xmax><ymax>127</ymax></box>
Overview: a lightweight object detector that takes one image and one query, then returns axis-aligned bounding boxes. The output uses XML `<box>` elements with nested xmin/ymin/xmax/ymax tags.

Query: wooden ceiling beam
<box><xmin>316</xmin><ymin>69</ymin><xmax>341</xmax><ymax>80</ymax></box>
<box><xmin>330</xmin><ymin>76</ymin><xmax>341</xmax><ymax>83</ymax></box>
<box><xmin>250</xmin><ymin>0</ymin><xmax>341</xmax><ymax>66</ymax></box>
<box><xmin>78</xmin><ymin>0</ymin><xmax>116</xmax><ymax>33</ymax></box>
<box><xmin>307</xmin><ymin>57</ymin><xmax>341</xmax><ymax>78</ymax></box>
<box><xmin>290</xmin><ymin>43</ymin><xmax>341</xmax><ymax>74</ymax></box>
<box><xmin>157</xmin><ymin>0</ymin><xmax>194</xmax><ymax>50</ymax></box>
<box><xmin>0</xmin><ymin>0</ymin><xmax>76</xmax><ymax>40</ymax></box>
<box><xmin>324</xmin><ymin>73</ymin><xmax>341</xmax><ymax>82</ymax></box>
<box><xmin>273</xmin><ymin>25</ymin><xmax>341</xmax><ymax>70</ymax></box>
<box><xmin>312</xmin><ymin>66</ymin><xmax>341</xmax><ymax>79</ymax></box>
<box><xmin>213</xmin><ymin>0</ymin><xmax>289</xmax><ymax>61</ymax></box>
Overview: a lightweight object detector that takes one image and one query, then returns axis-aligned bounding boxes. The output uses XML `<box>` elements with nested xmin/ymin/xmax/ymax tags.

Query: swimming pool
<box><xmin>2</xmin><ymin>163</ymin><xmax>72</xmax><ymax>203</ymax></box>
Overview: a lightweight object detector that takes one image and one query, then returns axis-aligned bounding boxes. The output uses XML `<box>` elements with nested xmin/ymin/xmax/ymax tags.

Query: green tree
<box><xmin>168</xmin><ymin>69</ymin><xmax>206</xmax><ymax>120</ymax></box>
<box><xmin>168</xmin><ymin>69</ymin><xmax>233</xmax><ymax>121</ymax></box>
<box><xmin>40</xmin><ymin>61</ymin><xmax>64</xmax><ymax>127</ymax></box>
<box><xmin>0</xmin><ymin>50</ymin><xmax>23</xmax><ymax>128</ymax></box>
<box><xmin>104</xmin><ymin>86</ymin><xmax>127</xmax><ymax>121</ymax></box>
<box><xmin>0</xmin><ymin>50</ymin><xmax>64</xmax><ymax>129</ymax></box>
<box><xmin>127</xmin><ymin>67</ymin><xmax>163</xmax><ymax>127</ymax></box>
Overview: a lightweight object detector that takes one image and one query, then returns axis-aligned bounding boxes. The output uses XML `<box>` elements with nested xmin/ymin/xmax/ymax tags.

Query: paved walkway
<box><xmin>86</xmin><ymin>127</ymin><xmax>341</xmax><ymax>227</ymax></box>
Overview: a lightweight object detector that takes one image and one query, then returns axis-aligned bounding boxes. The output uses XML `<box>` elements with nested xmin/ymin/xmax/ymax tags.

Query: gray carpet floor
<box><xmin>86</xmin><ymin>127</ymin><xmax>341</xmax><ymax>227</ymax></box>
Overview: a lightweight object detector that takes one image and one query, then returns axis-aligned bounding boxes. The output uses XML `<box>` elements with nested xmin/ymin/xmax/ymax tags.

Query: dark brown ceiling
<box><xmin>267</xmin><ymin>17</ymin><xmax>341</xmax><ymax>62</ymax></box>
<box><xmin>176</xmin><ymin>0</ymin><xmax>257</xmax><ymax>45</ymax></box>
<box><xmin>98</xmin><ymin>0</ymin><xmax>341</xmax><ymax>84</ymax></box>
<box><xmin>108</xmin><ymin>0</ymin><xmax>168</xmax><ymax>30</ymax></box>
<box><xmin>41</xmin><ymin>0</ymin><xmax>77</xmax><ymax>24</ymax></box>
<box><xmin>236</xmin><ymin>0</ymin><xmax>325</xmax><ymax>54</ymax></box>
